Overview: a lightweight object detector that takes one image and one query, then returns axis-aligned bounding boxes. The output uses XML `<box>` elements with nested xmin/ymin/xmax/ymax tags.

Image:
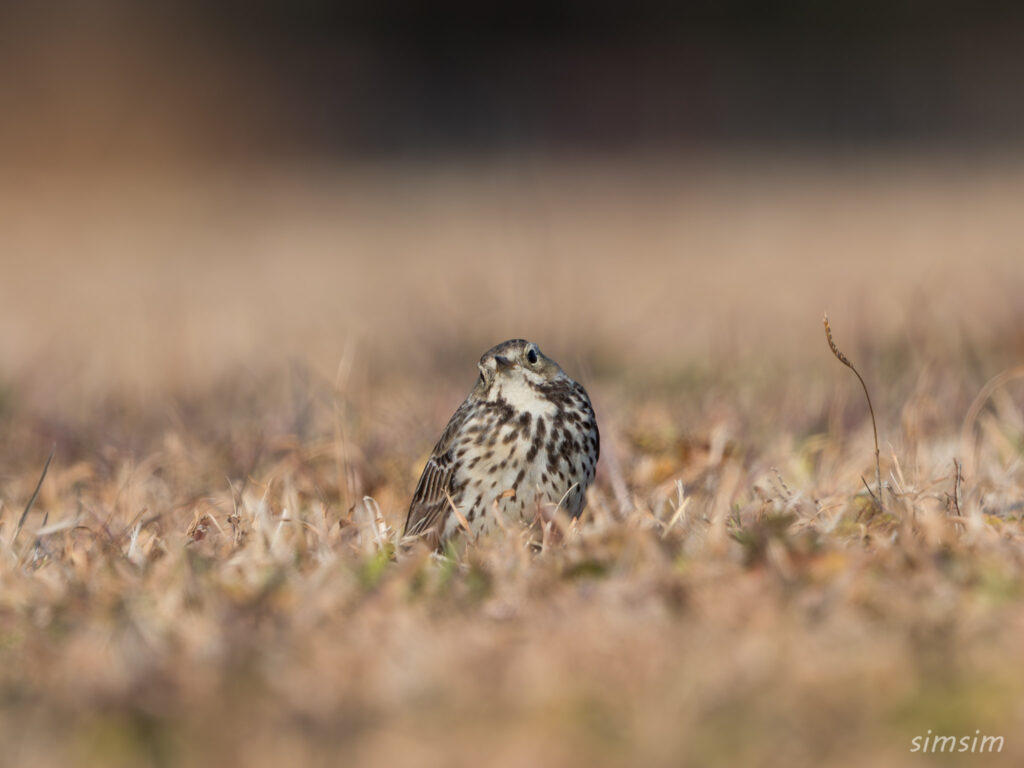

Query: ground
<box><xmin>1</xmin><ymin>157</ymin><xmax>1023</xmax><ymax>767</ymax></box>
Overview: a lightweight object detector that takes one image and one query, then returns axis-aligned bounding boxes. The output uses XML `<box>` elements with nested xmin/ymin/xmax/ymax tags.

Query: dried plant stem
<box><xmin>960</xmin><ymin>363</ymin><xmax>1024</xmax><ymax>474</ymax></box>
<box><xmin>14</xmin><ymin>445</ymin><xmax>55</xmax><ymax>546</ymax></box>
<box><xmin>824</xmin><ymin>315</ymin><xmax>882</xmax><ymax>512</ymax></box>
<box><xmin>952</xmin><ymin>459</ymin><xmax>962</xmax><ymax>516</ymax></box>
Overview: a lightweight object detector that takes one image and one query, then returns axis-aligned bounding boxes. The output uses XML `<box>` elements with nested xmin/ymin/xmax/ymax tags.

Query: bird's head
<box><xmin>474</xmin><ymin>339</ymin><xmax>564</xmax><ymax>396</ymax></box>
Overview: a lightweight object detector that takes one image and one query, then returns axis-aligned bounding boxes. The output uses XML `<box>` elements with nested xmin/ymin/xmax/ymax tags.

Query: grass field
<box><xmin>2</xmin><ymin>157</ymin><xmax>1024</xmax><ymax>767</ymax></box>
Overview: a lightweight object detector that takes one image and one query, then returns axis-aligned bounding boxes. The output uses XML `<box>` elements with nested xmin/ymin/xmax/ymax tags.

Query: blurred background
<box><xmin>6</xmin><ymin>1</ymin><xmax>1024</xmax><ymax>161</ymax></box>
<box><xmin>1</xmin><ymin>0</ymin><xmax>1023</xmax><ymax>398</ymax></box>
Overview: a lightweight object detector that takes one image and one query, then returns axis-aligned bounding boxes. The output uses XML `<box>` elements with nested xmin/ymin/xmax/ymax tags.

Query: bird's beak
<box><xmin>494</xmin><ymin>355</ymin><xmax>514</xmax><ymax>371</ymax></box>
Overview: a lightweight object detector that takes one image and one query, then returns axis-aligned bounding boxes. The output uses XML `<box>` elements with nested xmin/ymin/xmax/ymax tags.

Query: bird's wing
<box><xmin>403</xmin><ymin>451</ymin><xmax>456</xmax><ymax>546</ymax></box>
<box><xmin>403</xmin><ymin>400</ymin><xmax>472</xmax><ymax>547</ymax></box>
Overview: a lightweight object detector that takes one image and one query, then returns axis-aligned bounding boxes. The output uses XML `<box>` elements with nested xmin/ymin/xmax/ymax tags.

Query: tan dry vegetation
<box><xmin>1</xmin><ymin>158</ymin><xmax>1024</xmax><ymax>767</ymax></box>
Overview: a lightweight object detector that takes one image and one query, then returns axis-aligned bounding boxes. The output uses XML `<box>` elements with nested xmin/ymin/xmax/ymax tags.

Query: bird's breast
<box><xmin>444</xmin><ymin>389</ymin><xmax>597</xmax><ymax>541</ymax></box>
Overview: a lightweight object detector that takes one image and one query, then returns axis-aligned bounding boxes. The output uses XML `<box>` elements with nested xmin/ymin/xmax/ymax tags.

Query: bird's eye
<box><xmin>526</xmin><ymin>348</ymin><xmax>538</xmax><ymax>365</ymax></box>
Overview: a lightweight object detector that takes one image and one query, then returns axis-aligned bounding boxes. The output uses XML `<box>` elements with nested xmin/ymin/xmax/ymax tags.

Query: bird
<box><xmin>404</xmin><ymin>339</ymin><xmax>599</xmax><ymax>550</ymax></box>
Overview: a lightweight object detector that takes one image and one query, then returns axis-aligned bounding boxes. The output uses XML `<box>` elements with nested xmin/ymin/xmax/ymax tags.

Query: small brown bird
<box><xmin>404</xmin><ymin>339</ymin><xmax>599</xmax><ymax>549</ymax></box>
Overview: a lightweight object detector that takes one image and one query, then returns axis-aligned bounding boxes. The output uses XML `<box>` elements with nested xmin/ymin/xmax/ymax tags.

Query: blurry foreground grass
<box><xmin>2</xmin><ymin>335</ymin><xmax>1023</xmax><ymax>768</ymax></box>
<box><xmin>1</xmin><ymin>161</ymin><xmax>1024</xmax><ymax>767</ymax></box>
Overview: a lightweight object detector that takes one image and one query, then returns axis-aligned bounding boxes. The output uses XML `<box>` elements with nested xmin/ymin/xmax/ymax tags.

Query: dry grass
<box><xmin>1</xmin><ymin>158</ymin><xmax>1024</xmax><ymax>767</ymax></box>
